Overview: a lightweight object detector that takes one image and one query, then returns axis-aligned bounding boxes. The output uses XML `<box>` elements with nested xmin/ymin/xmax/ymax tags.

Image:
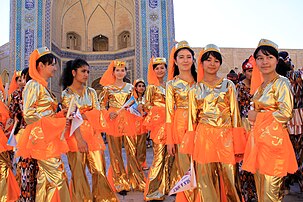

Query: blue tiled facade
<box><xmin>10</xmin><ymin>0</ymin><xmax>175</xmax><ymax>84</ymax></box>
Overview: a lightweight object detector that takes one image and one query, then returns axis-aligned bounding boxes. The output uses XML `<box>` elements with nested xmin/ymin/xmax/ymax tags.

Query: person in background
<box><xmin>60</xmin><ymin>58</ymin><xmax>118</xmax><ymax>201</ymax></box>
<box><xmin>236</xmin><ymin>56</ymin><xmax>258</xmax><ymax>201</ymax></box>
<box><xmin>8</xmin><ymin>68</ymin><xmax>39</xmax><ymax>202</ymax></box>
<box><xmin>227</xmin><ymin>69</ymin><xmax>239</xmax><ymax>85</ymax></box>
<box><xmin>17</xmin><ymin>47</ymin><xmax>71</xmax><ymax>201</ymax></box>
<box><xmin>166</xmin><ymin>40</ymin><xmax>197</xmax><ymax>202</ymax></box>
<box><xmin>133</xmin><ymin>79</ymin><xmax>148</xmax><ymax>171</ymax></box>
<box><xmin>0</xmin><ymin>76</ymin><xmax>20</xmax><ymax>202</ymax></box>
<box><xmin>278</xmin><ymin>51</ymin><xmax>303</xmax><ymax>193</ymax></box>
<box><xmin>99</xmin><ymin>60</ymin><xmax>146</xmax><ymax>195</ymax></box>
<box><xmin>242</xmin><ymin>39</ymin><xmax>297</xmax><ymax>202</ymax></box>
<box><xmin>185</xmin><ymin>44</ymin><xmax>245</xmax><ymax>201</ymax></box>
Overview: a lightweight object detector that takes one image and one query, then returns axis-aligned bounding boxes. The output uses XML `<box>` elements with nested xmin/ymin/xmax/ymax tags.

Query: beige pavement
<box><xmin>62</xmin><ymin>146</ymin><xmax>302</xmax><ymax>201</ymax></box>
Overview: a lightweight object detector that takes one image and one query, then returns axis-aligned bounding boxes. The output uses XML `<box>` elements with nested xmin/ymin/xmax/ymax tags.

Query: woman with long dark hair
<box><xmin>133</xmin><ymin>79</ymin><xmax>148</xmax><ymax>170</ymax></box>
<box><xmin>60</xmin><ymin>58</ymin><xmax>118</xmax><ymax>201</ymax></box>
<box><xmin>166</xmin><ymin>40</ymin><xmax>197</xmax><ymax>202</ymax></box>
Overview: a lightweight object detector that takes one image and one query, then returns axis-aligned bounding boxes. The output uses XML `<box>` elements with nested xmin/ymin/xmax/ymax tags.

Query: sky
<box><xmin>0</xmin><ymin>0</ymin><xmax>302</xmax><ymax>49</ymax></box>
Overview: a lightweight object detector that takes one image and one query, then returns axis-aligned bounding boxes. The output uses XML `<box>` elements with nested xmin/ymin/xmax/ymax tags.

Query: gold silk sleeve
<box><xmin>228</xmin><ymin>81</ymin><xmax>242</xmax><ymax>128</ymax></box>
<box><xmin>144</xmin><ymin>85</ymin><xmax>153</xmax><ymax>111</ymax></box>
<box><xmin>99</xmin><ymin>87</ymin><xmax>109</xmax><ymax>110</ymax></box>
<box><xmin>272</xmin><ymin>78</ymin><xmax>293</xmax><ymax>123</ymax></box>
<box><xmin>23</xmin><ymin>81</ymin><xmax>42</xmax><ymax>124</ymax></box>
<box><xmin>61</xmin><ymin>90</ymin><xmax>72</xmax><ymax>109</ymax></box>
<box><xmin>165</xmin><ymin>81</ymin><xmax>174</xmax><ymax>124</ymax></box>
<box><xmin>89</xmin><ymin>88</ymin><xmax>100</xmax><ymax>110</ymax></box>
<box><xmin>188</xmin><ymin>88</ymin><xmax>197</xmax><ymax>132</ymax></box>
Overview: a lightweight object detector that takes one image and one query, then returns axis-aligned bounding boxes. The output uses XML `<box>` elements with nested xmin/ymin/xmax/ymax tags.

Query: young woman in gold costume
<box><xmin>166</xmin><ymin>40</ymin><xmax>197</xmax><ymax>202</ymax></box>
<box><xmin>99</xmin><ymin>60</ymin><xmax>146</xmax><ymax>196</ymax></box>
<box><xmin>17</xmin><ymin>47</ymin><xmax>71</xmax><ymax>201</ymax></box>
<box><xmin>243</xmin><ymin>39</ymin><xmax>297</xmax><ymax>202</ymax></box>
<box><xmin>61</xmin><ymin>58</ymin><xmax>118</xmax><ymax>201</ymax></box>
<box><xmin>185</xmin><ymin>44</ymin><xmax>245</xmax><ymax>201</ymax></box>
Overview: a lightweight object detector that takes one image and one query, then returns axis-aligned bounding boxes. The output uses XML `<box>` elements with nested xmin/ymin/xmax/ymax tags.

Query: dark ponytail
<box><xmin>60</xmin><ymin>58</ymin><xmax>89</xmax><ymax>90</ymax></box>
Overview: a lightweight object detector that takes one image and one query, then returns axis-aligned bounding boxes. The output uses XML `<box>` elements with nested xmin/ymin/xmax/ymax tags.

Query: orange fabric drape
<box><xmin>249</xmin><ymin>56</ymin><xmax>262</xmax><ymax>95</ymax></box>
<box><xmin>65</xmin><ymin>108</ymin><xmax>107</xmax><ymax>152</ymax></box>
<box><xmin>17</xmin><ymin>116</ymin><xmax>69</xmax><ymax>160</ymax></box>
<box><xmin>7</xmin><ymin>169</ymin><xmax>20</xmax><ymax>202</ymax></box>
<box><xmin>29</xmin><ymin>49</ymin><xmax>48</xmax><ymax>87</ymax></box>
<box><xmin>99</xmin><ymin>61</ymin><xmax>115</xmax><ymax>86</ymax></box>
<box><xmin>167</xmin><ymin>46</ymin><xmax>176</xmax><ymax>81</ymax></box>
<box><xmin>0</xmin><ymin>129</ymin><xmax>12</xmax><ymax>153</ymax></box>
<box><xmin>0</xmin><ymin>76</ymin><xmax>5</xmax><ymax>96</ymax></box>
<box><xmin>197</xmin><ymin>50</ymin><xmax>205</xmax><ymax>82</ymax></box>
<box><xmin>0</xmin><ymin>101</ymin><xmax>9</xmax><ymax>125</ymax></box>
<box><xmin>147</xmin><ymin>57</ymin><xmax>161</xmax><ymax>86</ymax></box>
<box><xmin>8</xmin><ymin>71</ymin><xmax>19</xmax><ymax>94</ymax></box>
<box><xmin>242</xmin><ymin>111</ymin><xmax>297</xmax><ymax>177</ymax></box>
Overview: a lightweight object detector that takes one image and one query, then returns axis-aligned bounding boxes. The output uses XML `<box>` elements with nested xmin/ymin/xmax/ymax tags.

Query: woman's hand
<box><xmin>109</xmin><ymin>112</ymin><xmax>118</xmax><ymax>120</ymax></box>
<box><xmin>248</xmin><ymin>110</ymin><xmax>258</xmax><ymax>124</ymax></box>
<box><xmin>76</xmin><ymin>137</ymin><xmax>89</xmax><ymax>153</ymax></box>
<box><xmin>167</xmin><ymin>144</ymin><xmax>176</xmax><ymax>156</ymax></box>
<box><xmin>74</xmin><ymin>128</ymin><xmax>88</xmax><ymax>153</ymax></box>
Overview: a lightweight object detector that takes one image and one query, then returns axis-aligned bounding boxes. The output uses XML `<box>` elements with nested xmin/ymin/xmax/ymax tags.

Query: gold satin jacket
<box><xmin>23</xmin><ymin>80</ymin><xmax>58</xmax><ymax>125</ymax></box>
<box><xmin>252</xmin><ymin>75</ymin><xmax>293</xmax><ymax>124</ymax></box>
<box><xmin>144</xmin><ymin>84</ymin><xmax>165</xmax><ymax>110</ymax></box>
<box><xmin>188</xmin><ymin>78</ymin><xmax>242</xmax><ymax>131</ymax></box>
<box><xmin>99</xmin><ymin>83</ymin><xmax>133</xmax><ymax>109</ymax></box>
<box><xmin>61</xmin><ymin>86</ymin><xmax>100</xmax><ymax>112</ymax></box>
<box><xmin>166</xmin><ymin>77</ymin><xmax>195</xmax><ymax>124</ymax></box>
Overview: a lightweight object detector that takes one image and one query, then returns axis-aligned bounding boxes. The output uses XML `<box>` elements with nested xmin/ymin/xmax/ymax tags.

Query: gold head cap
<box><xmin>36</xmin><ymin>47</ymin><xmax>51</xmax><ymax>58</ymax></box>
<box><xmin>176</xmin><ymin>40</ymin><xmax>191</xmax><ymax>51</ymax></box>
<box><xmin>114</xmin><ymin>60</ymin><xmax>126</xmax><ymax>69</ymax></box>
<box><xmin>16</xmin><ymin>70</ymin><xmax>22</xmax><ymax>77</ymax></box>
<box><xmin>134</xmin><ymin>78</ymin><xmax>145</xmax><ymax>84</ymax></box>
<box><xmin>203</xmin><ymin>44</ymin><xmax>221</xmax><ymax>55</ymax></box>
<box><xmin>153</xmin><ymin>57</ymin><xmax>167</xmax><ymax>65</ymax></box>
<box><xmin>257</xmin><ymin>39</ymin><xmax>278</xmax><ymax>51</ymax></box>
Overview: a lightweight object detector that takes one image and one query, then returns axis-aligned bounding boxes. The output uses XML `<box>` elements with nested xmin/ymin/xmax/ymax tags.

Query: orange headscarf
<box><xmin>197</xmin><ymin>44</ymin><xmax>221</xmax><ymax>82</ymax></box>
<box><xmin>167</xmin><ymin>46</ymin><xmax>176</xmax><ymax>81</ymax></box>
<box><xmin>147</xmin><ymin>57</ymin><xmax>167</xmax><ymax>86</ymax></box>
<box><xmin>8</xmin><ymin>70</ymin><xmax>22</xmax><ymax>94</ymax></box>
<box><xmin>133</xmin><ymin>78</ymin><xmax>145</xmax><ymax>99</ymax></box>
<box><xmin>0</xmin><ymin>76</ymin><xmax>5</xmax><ymax>96</ymax></box>
<box><xmin>99</xmin><ymin>60</ymin><xmax>126</xmax><ymax>86</ymax></box>
<box><xmin>250</xmin><ymin>39</ymin><xmax>278</xmax><ymax>94</ymax></box>
<box><xmin>29</xmin><ymin>47</ymin><xmax>51</xmax><ymax>87</ymax></box>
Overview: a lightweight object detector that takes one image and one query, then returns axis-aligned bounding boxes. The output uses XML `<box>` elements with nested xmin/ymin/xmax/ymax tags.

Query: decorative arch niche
<box><xmin>66</xmin><ymin>32</ymin><xmax>81</xmax><ymax>50</ymax></box>
<box><xmin>93</xmin><ymin>35</ymin><xmax>109</xmax><ymax>51</ymax></box>
<box><xmin>118</xmin><ymin>31</ymin><xmax>131</xmax><ymax>49</ymax></box>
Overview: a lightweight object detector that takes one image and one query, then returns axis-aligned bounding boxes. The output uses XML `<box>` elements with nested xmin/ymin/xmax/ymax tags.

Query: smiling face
<box><xmin>174</xmin><ymin>49</ymin><xmax>194</xmax><ymax>72</ymax></box>
<box><xmin>113</xmin><ymin>67</ymin><xmax>127</xmax><ymax>80</ymax></box>
<box><xmin>255</xmin><ymin>49</ymin><xmax>278</xmax><ymax>75</ymax></box>
<box><xmin>73</xmin><ymin>65</ymin><xmax>89</xmax><ymax>84</ymax></box>
<box><xmin>16</xmin><ymin>76</ymin><xmax>26</xmax><ymax>88</ymax></box>
<box><xmin>202</xmin><ymin>54</ymin><xmax>221</xmax><ymax>76</ymax></box>
<box><xmin>153</xmin><ymin>63</ymin><xmax>166</xmax><ymax>79</ymax></box>
<box><xmin>135</xmin><ymin>81</ymin><xmax>146</xmax><ymax>94</ymax></box>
